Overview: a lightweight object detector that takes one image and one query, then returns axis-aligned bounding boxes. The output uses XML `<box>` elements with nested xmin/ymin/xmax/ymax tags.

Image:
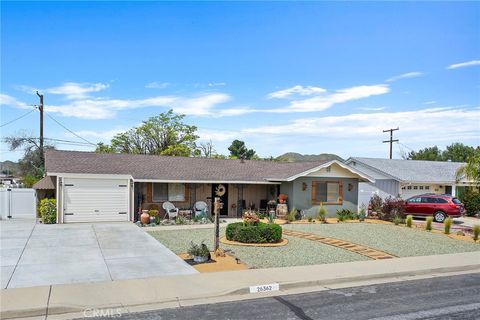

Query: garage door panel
<box><xmin>63</xmin><ymin>178</ymin><xmax>129</xmax><ymax>223</ymax></box>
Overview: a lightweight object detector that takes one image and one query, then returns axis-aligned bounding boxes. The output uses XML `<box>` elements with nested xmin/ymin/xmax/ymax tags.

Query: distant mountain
<box><xmin>0</xmin><ymin>161</ymin><xmax>19</xmax><ymax>175</ymax></box>
<box><xmin>276</xmin><ymin>152</ymin><xmax>344</xmax><ymax>163</ymax></box>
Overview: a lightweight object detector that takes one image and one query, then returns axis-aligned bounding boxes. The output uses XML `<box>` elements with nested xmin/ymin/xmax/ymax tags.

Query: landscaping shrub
<box><xmin>369</xmin><ymin>194</ymin><xmax>383</xmax><ymax>214</ymax></box>
<box><xmin>444</xmin><ymin>217</ymin><xmax>453</xmax><ymax>234</ymax></box>
<box><xmin>425</xmin><ymin>217</ymin><xmax>433</xmax><ymax>231</ymax></box>
<box><xmin>308</xmin><ymin>217</ymin><xmax>313</xmax><ymax>223</ymax></box>
<box><xmin>392</xmin><ymin>215</ymin><xmax>403</xmax><ymax>226</ymax></box>
<box><xmin>358</xmin><ymin>205</ymin><xmax>366</xmax><ymax>222</ymax></box>
<box><xmin>336</xmin><ymin>209</ymin><xmax>356</xmax><ymax>222</ymax></box>
<box><xmin>380</xmin><ymin>197</ymin><xmax>405</xmax><ymax>221</ymax></box>
<box><xmin>176</xmin><ymin>216</ymin><xmax>187</xmax><ymax>225</ymax></box>
<box><xmin>316</xmin><ymin>205</ymin><xmax>327</xmax><ymax>222</ymax></box>
<box><xmin>188</xmin><ymin>241</ymin><xmax>210</xmax><ymax>258</ymax></box>
<box><xmin>226</xmin><ymin>222</ymin><xmax>282</xmax><ymax>243</ymax></box>
<box><xmin>39</xmin><ymin>198</ymin><xmax>56</xmax><ymax>224</ymax></box>
<box><xmin>406</xmin><ymin>215</ymin><xmax>413</xmax><ymax>228</ymax></box>
<box><xmin>473</xmin><ymin>225</ymin><xmax>480</xmax><ymax>242</ymax></box>
<box><xmin>287</xmin><ymin>208</ymin><xmax>297</xmax><ymax>222</ymax></box>
<box><xmin>459</xmin><ymin>190</ymin><xmax>480</xmax><ymax>217</ymax></box>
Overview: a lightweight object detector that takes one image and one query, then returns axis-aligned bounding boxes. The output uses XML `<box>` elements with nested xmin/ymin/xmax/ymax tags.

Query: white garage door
<box><xmin>63</xmin><ymin>178</ymin><xmax>129</xmax><ymax>223</ymax></box>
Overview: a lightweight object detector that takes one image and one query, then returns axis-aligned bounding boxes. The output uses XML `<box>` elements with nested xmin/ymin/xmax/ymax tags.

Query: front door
<box><xmin>212</xmin><ymin>183</ymin><xmax>228</xmax><ymax>216</ymax></box>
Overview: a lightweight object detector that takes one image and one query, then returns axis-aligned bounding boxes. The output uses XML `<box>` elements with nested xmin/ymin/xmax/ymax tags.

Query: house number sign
<box><xmin>249</xmin><ymin>283</ymin><xmax>280</xmax><ymax>293</ymax></box>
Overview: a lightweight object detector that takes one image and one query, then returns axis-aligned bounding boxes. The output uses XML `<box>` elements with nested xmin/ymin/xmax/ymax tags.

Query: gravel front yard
<box><xmin>148</xmin><ymin>228</ymin><xmax>369</xmax><ymax>268</ymax></box>
<box><xmin>283</xmin><ymin>223</ymin><xmax>480</xmax><ymax>257</ymax></box>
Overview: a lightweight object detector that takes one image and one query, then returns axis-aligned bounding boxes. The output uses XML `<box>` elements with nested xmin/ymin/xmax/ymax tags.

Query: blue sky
<box><xmin>1</xmin><ymin>1</ymin><xmax>479</xmax><ymax>161</ymax></box>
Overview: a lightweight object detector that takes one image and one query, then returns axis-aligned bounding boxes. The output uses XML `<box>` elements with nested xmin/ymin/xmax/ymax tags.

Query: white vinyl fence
<box><xmin>0</xmin><ymin>188</ymin><xmax>37</xmax><ymax>220</ymax></box>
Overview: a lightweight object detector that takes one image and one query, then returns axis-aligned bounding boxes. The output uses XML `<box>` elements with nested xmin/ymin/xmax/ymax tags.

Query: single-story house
<box><xmin>345</xmin><ymin>157</ymin><xmax>475</xmax><ymax>208</ymax></box>
<box><xmin>42</xmin><ymin>150</ymin><xmax>373</xmax><ymax>223</ymax></box>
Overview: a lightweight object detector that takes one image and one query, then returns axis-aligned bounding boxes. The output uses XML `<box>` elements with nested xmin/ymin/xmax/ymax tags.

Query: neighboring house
<box><xmin>43</xmin><ymin>150</ymin><xmax>373</xmax><ymax>223</ymax></box>
<box><xmin>345</xmin><ymin>157</ymin><xmax>474</xmax><ymax>208</ymax></box>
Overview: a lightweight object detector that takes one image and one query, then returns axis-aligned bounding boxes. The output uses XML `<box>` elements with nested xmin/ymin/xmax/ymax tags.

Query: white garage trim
<box><xmin>57</xmin><ymin>175</ymin><xmax>133</xmax><ymax>223</ymax></box>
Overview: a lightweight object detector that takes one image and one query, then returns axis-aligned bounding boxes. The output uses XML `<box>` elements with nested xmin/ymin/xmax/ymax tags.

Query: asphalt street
<box><xmin>87</xmin><ymin>273</ymin><xmax>480</xmax><ymax>320</ymax></box>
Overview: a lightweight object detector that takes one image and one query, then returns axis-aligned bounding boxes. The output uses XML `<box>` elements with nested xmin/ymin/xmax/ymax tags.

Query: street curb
<box><xmin>2</xmin><ymin>263</ymin><xmax>479</xmax><ymax>319</ymax></box>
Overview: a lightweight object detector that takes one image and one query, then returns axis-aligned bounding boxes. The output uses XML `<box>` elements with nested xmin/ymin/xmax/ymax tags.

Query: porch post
<box><xmin>451</xmin><ymin>185</ymin><xmax>456</xmax><ymax>197</ymax></box>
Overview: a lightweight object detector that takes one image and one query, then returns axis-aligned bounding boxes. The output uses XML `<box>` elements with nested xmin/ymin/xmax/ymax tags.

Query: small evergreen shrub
<box><xmin>188</xmin><ymin>241</ymin><xmax>210</xmax><ymax>258</ymax></box>
<box><xmin>473</xmin><ymin>225</ymin><xmax>480</xmax><ymax>242</ymax></box>
<box><xmin>459</xmin><ymin>190</ymin><xmax>480</xmax><ymax>217</ymax></box>
<box><xmin>287</xmin><ymin>208</ymin><xmax>297</xmax><ymax>222</ymax></box>
<box><xmin>425</xmin><ymin>217</ymin><xmax>433</xmax><ymax>231</ymax></box>
<box><xmin>226</xmin><ymin>222</ymin><xmax>282</xmax><ymax>243</ymax></box>
<box><xmin>444</xmin><ymin>217</ymin><xmax>453</xmax><ymax>234</ymax></box>
<box><xmin>308</xmin><ymin>217</ymin><xmax>313</xmax><ymax>222</ymax></box>
<box><xmin>392</xmin><ymin>215</ymin><xmax>403</xmax><ymax>226</ymax></box>
<box><xmin>316</xmin><ymin>205</ymin><xmax>327</xmax><ymax>222</ymax></box>
<box><xmin>336</xmin><ymin>209</ymin><xmax>356</xmax><ymax>222</ymax></box>
<box><xmin>39</xmin><ymin>198</ymin><xmax>56</xmax><ymax>224</ymax></box>
<box><xmin>406</xmin><ymin>215</ymin><xmax>413</xmax><ymax>228</ymax></box>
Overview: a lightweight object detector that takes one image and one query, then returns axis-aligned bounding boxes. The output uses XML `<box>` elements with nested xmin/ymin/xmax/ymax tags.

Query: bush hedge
<box><xmin>459</xmin><ymin>189</ymin><xmax>480</xmax><ymax>217</ymax></box>
<box><xmin>39</xmin><ymin>198</ymin><xmax>56</xmax><ymax>224</ymax></box>
<box><xmin>226</xmin><ymin>222</ymin><xmax>282</xmax><ymax>243</ymax></box>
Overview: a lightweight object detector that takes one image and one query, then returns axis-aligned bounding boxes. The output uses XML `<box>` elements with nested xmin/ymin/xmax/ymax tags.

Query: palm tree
<box><xmin>456</xmin><ymin>154</ymin><xmax>480</xmax><ymax>187</ymax></box>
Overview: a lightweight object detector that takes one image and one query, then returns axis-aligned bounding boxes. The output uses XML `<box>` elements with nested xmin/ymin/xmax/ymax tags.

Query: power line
<box><xmin>43</xmin><ymin>111</ymin><xmax>96</xmax><ymax>146</ymax></box>
<box><xmin>1</xmin><ymin>137</ymin><xmax>95</xmax><ymax>147</ymax></box>
<box><xmin>0</xmin><ymin>108</ymin><xmax>36</xmax><ymax>128</ymax></box>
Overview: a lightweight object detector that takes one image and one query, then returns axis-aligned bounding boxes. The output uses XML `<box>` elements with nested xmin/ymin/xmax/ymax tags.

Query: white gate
<box><xmin>0</xmin><ymin>188</ymin><xmax>37</xmax><ymax>219</ymax></box>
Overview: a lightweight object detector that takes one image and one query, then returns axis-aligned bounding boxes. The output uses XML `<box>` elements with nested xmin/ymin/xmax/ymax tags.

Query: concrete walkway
<box><xmin>1</xmin><ymin>251</ymin><xmax>479</xmax><ymax>319</ymax></box>
<box><xmin>0</xmin><ymin>220</ymin><xmax>197</xmax><ymax>289</ymax></box>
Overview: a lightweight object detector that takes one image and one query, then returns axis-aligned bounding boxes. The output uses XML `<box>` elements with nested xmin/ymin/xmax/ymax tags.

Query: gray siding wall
<box><xmin>280</xmin><ymin>177</ymin><xmax>359</xmax><ymax>217</ymax></box>
<box><xmin>373</xmin><ymin>179</ymin><xmax>400</xmax><ymax>197</ymax></box>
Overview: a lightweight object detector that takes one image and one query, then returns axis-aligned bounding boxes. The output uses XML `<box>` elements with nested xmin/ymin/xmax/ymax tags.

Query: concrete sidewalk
<box><xmin>1</xmin><ymin>251</ymin><xmax>479</xmax><ymax>319</ymax></box>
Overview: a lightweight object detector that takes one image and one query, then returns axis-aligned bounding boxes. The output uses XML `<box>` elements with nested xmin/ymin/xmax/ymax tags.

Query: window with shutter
<box><xmin>312</xmin><ymin>181</ymin><xmax>343</xmax><ymax>205</ymax></box>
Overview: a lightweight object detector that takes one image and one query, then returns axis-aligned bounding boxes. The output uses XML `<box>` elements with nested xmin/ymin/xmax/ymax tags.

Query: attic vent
<box><xmin>326</xmin><ymin>166</ymin><xmax>331</xmax><ymax>173</ymax></box>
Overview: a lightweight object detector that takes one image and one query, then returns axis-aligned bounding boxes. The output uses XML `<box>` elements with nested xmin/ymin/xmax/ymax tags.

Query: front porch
<box><xmin>133</xmin><ymin>182</ymin><xmax>278</xmax><ymax>221</ymax></box>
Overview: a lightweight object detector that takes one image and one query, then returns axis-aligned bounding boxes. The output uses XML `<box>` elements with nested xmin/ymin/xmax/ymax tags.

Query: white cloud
<box><xmin>18</xmin><ymin>82</ymin><xmax>109</xmax><ymax>99</ymax></box>
<box><xmin>0</xmin><ymin>94</ymin><xmax>30</xmax><ymax>109</ymax></box>
<box><xmin>357</xmin><ymin>106</ymin><xmax>387</xmax><ymax>111</ymax></box>
<box><xmin>267</xmin><ymin>85</ymin><xmax>327</xmax><ymax>99</ymax></box>
<box><xmin>242</xmin><ymin>107</ymin><xmax>480</xmax><ymax>141</ymax></box>
<box><xmin>386</xmin><ymin>72</ymin><xmax>423</xmax><ymax>82</ymax></box>
<box><xmin>269</xmin><ymin>84</ymin><xmax>390</xmax><ymax>113</ymax></box>
<box><xmin>208</xmin><ymin>82</ymin><xmax>226</xmax><ymax>87</ymax></box>
<box><xmin>67</xmin><ymin>129</ymin><xmax>126</xmax><ymax>142</ymax></box>
<box><xmin>446</xmin><ymin>60</ymin><xmax>480</xmax><ymax>69</ymax></box>
<box><xmin>145</xmin><ymin>82</ymin><xmax>170</xmax><ymax>89</ymax></box>
<box><xmin>423</xmin><ymin>101</ymin><xmax>436</xmax><ymax>105</ymax></box>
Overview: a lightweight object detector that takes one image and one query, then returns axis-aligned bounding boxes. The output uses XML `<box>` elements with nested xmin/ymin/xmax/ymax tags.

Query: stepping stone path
<box><xmin>282</xmin><ymin>229</ymin><xmax>397</xmax><ymax>260</ymax></box>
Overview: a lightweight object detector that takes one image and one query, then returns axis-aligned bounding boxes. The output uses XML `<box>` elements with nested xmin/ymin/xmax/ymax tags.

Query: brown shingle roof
<box><xmin>45</xmin><ymin>150</ymin><xmax>330</xmax><ymax>183</ymax></box>
<box><xmin>32</xmin><ymin>175</ymin><xmax>56</xmax><ymax>190</ymax></box>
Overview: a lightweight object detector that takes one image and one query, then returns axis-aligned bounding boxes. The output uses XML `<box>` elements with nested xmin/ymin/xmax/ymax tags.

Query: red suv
<box><xmin>405</xmin><ymin>194</ymin><xmax>464</xmax><ymax>223</ymax></box>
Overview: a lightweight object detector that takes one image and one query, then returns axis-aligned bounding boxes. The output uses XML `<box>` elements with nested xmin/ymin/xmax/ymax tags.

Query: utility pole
<box><xmin>382</xmin><ymin>127</ymin><xmax>399</xmax><ymax>159</ymax></box>
<box><xmin>36</xmin><ymin>91</ymin><xmax>44</xmax><ymax>161</ymax></box>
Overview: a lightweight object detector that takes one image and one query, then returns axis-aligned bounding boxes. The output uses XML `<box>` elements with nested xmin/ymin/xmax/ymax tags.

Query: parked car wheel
<box><xmin>434</xmin><ymin>211</ymin><xmax>446</xmax><ymax>223</ymax></box>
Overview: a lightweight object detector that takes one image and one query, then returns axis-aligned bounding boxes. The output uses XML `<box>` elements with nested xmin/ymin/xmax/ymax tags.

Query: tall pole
<box><xmin>36</xmin><ymin>91</ymin><xmax>44</xmax><ymax>160</ymax></box>
<box><xmin>213</xmin><ymin>197</ymin><xmax>220</xmax><ymax>252</ymax></box>
<box><xmin>382</xmin><ymin>127</ymin><xmax>399</xmax><ymax>159</ymax></box>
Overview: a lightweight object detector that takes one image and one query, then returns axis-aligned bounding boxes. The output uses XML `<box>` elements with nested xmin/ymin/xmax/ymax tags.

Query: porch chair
<box><xmin>162</xmin><ymin>201</ymin><xmax>178</xmax><ymax>220</ymax></box>
<box><xmin>194</xmin><ymin>201</ymin><xmax>208</xmax><ymax>217</ymax></box>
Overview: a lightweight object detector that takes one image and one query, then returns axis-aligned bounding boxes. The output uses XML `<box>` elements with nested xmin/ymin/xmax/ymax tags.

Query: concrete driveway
<box><xmin>0</xmin><ymin>219</ymin><xmax>197</xmax><ymax>289</ymax></box>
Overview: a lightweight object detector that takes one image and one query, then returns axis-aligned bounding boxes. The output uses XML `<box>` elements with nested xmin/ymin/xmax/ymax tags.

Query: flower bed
<box><xmin>226</xmin><ymin>222</ymin><xmax>282</xmax><ymax>243</ymax></box>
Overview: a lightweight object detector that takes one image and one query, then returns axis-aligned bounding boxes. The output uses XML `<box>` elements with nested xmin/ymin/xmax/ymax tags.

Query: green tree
<box><xmin>228</xmin><ymin>140</ymin><xmax>256</xmax><ymax>160</ymax></box>
<box><xmin>443</xmin><ymin>143</ymin><xmax>476</xmax><ymax>162</ymax></box>
<box><xmin>96</xmin><ymin>110</ymin><xmax>199</xmax><ymax>156</ymax></box>
<box><xmin>407</xmin><ymin>146</ymin><xmax>443</xmax><ymax>161</ymax></box>
<box><xmin>4</xmin><ymin>133</ymin><xmax>54</xmax><ymax>184</ymax></box>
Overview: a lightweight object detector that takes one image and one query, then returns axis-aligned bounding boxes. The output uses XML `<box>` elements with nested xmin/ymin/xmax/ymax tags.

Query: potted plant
<box><xmin>140</xmin><ymin>209</ymin><xmax>150</xmax><ymax>225</ymax></box>
<box><xmin>148</xmin><ymin>209</ymin><xmax>159</xmax><ymax>223</ymax></box>
<box><xmin>188</xmin><ymin>241</ymin><xmax>210</xmax><ymax>263</ymax></box>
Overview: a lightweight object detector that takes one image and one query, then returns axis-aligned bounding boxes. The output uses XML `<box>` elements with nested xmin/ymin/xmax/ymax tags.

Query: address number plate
<box><xmin>249</xmin><ymin>283</ymin><xmax>280</xmax><ymax>294</ymax></box>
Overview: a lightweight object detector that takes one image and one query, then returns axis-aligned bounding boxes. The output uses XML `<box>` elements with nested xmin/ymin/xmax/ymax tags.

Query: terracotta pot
<box><xmin>140</xmin><ymin>210</ymin><xmax>150</xmax><ymax>224</ymax></box>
